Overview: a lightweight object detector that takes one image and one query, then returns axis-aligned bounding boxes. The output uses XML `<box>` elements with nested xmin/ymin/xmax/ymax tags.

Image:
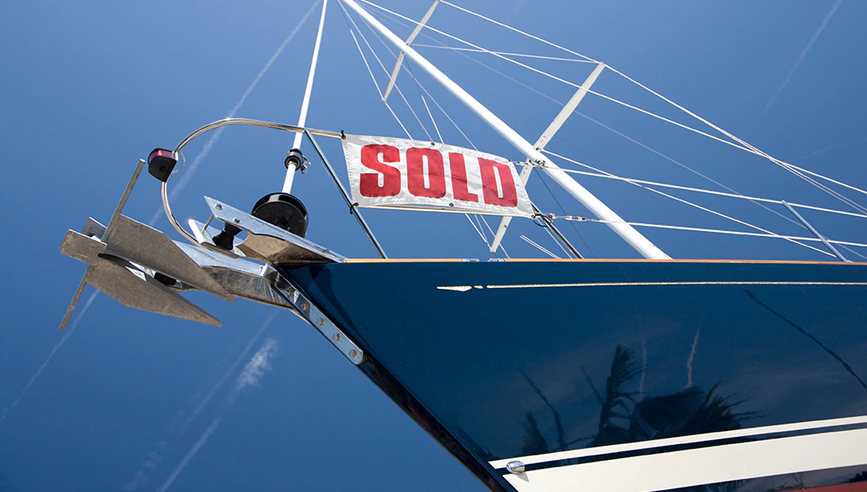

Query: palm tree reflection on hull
<box><xmin>520</xmin><ymin>345</ymin><xmax>754</xmax><ymax>455</ymax></box>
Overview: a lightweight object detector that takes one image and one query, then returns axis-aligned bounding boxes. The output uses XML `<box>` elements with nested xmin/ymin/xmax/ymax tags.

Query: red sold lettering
<box><xmin>448</xmin><ymin>153</ymin><xmax>479</xmax><ymax>203</ymax></box>
<box><xmin>478</xmin><ymin>158</ymin><xmax>518</xmax><ymax>207</ymax></box>
<box><xmin>360</xmin><ymin>144</ymin><xmax>401</xmax><ymax>197</ymax></box>
<box><xmin>407</xmin><ymin>147</ymin><xmax>446</xmax><ymax>198</ymax></box>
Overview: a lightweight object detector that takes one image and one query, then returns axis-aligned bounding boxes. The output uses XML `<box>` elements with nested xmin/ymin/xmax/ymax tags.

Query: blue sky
<box><xmin>1</xmin><ymin>0</ymin><xmax>865</xmax><ymax>491</ymax></box>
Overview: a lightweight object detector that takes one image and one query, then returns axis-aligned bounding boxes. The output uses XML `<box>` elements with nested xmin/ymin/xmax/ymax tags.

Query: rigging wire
<box><xmin>352</xmin><ymin>10</ymin><xmax>434</xmax><ymax>140</ymax></box>
<box><xmin>839</xmin><ymin>244</ymin><xmax>867</xmax><ymax>262</ymax></box>
<box><xmin>606</xmin><ymin>65</ymin><xmax>867</xmax><ymax>215</ymax></box>
<box><xmin>412</xmin><ymin>45</ymin><xmax>597</xmax><ymax>63</ymax></box>
<box><xmin>338</xmin><ymin>2</ymin><xmax>412</xmax><ymax>138</ymax></box>
<box><xmin>358</xmin><ymin>0</ymin><xmax>759</xmax><ymax>154</ymax></box>
<box><xmin>368</xmin><ymin>5</ymin><xmax>764</xmax><ymax>258</ymax></box>
<box><xmin>535</xmin><ymin>152</ymin><xmax>834</xmax><ymax>257</ymax></box>
<box><xmin>544</xmin><ymin>225</ymin><xmax>573</xmax><ymax>258</ymax></box>
<box><xmin>539</xmin><ymin>152</ymin><xmax>867</xmax><ymax>220</ymax></box>
<box><xmin>364</xmin><ymin>3</ymin><xmax>862</xmax><ymax>257</ymax></box>
<box><xmin>342</xmin><ymin>2</ymin><xmax>514</xmax><ymax>258</ymax></box>
<box><xmin>434</xmin><ymin>0</ymin><xmax>867</xmax><ymax>213</ymax></box>
<box><xmin>360</xmin><ymin>3</ymin><xmax>784</xmax><ymax>257</ymax></box>
<box><xmin>362</xmin><ymin>9</ymin><xmax>534</xmax><ymax>259</ymax></box>
<box><xmin>368</xmin><ymin>11</ymin><xmax>482</xmax><ymax>149</ymax></box>
<box><xmin>340</xmin><ymin>1</ymin><xmax>429</xmax><ymax>139</ymax></box>
<box><xmin>412</xmin><ymin>36</ymin><xmax>862</xmax><ymax>234</ymax></box>
<box><xmin>548</xmin><ymin>215</ymin><xmax>867</xmax><ymax>250</ymax></box>
<box><xmin>405</xmin><ymin>62</ymin><xmax>444</xmax><ymax>143</ymax></box>
<box><xmin>378</xmin><ymin>21</ymin><xmax>517</xmax><ymax>258</ymax></box>
<box><xmin>437</xmin><ymin>0</ymin><xmax>598</xmax><ymax>63</ymax></box>
<box><xmin>375</xmin><ymin>11</ymin><xmax>756</xmax><ymax>258</ymax></box>
<box><xmin>558</xmin><ymin>112</ymin><xmax>807</xmax><ymax>229</ymax></box>
<box><xmin>351</xmin><ymin>0</ymin><xmax>865</xmax><ymax>259</ymax></box>
<box><xmin>536</xmin><ymin>170</ymin><xmax>595</xmax><ymax>257</ymax></box>
<box><xmin>520</xmin><ymin>235</ymin><xmax>561</xmax><ymax>259</ymax></box>
<box><xmin>465</xmin><ymin>213</ymin><xmax>490</xmax><ymax>246</ymax></box>
<box><xmin>365</xmin><ymin>12</ymin><xmax>511</xmax><ymax>258</ymax></box>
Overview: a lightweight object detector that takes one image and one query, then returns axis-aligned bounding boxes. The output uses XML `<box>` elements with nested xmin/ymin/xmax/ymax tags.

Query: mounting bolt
<box><xmin>232</xmin><ymin>217</ymin><xmax>240</xmax><ymax>224</ymax></box>
<box><xmin>301</xmin><ymin>302</ymin><xmax>308</xmax><ymax>311</ymax></box>
<box><xmin>350</xmin><ymin>350</ymin><xmax>357</xmax><ymax>358</ymax></box>
<box><xmin>215</xmin><ymin>203</ymin><xmax>223</xmax><ymax>210</ymax></box>
<box><xmin>333</xmin><ymin>333</ymin><xmax>340</xmax><ymax>341</ymax></box>
<box><xmin>506</xmin><ymin>461</ymin><xmax>526</xmax><ymax>475</ymax></box>
<box><xmin>317</xmin><ymin>318</ymin><xmax>324</xmax><ymax>326</ymax></box>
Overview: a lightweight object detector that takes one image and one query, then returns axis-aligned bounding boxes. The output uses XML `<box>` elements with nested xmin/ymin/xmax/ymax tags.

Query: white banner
<box><xmin>342</xmin><ymin>134</ymin><xmax>534</xmax><ymax>218</ymax></box>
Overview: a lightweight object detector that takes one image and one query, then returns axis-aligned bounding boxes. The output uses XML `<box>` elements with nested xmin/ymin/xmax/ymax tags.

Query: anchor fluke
<box><xmin>59</xmin><ymin>220</ymin><xmax>224</xmax><ymax>327</ymax></box>
<box><xmin>83</xmin><ymin>256</ymin><xmax>221</xmax><ymax>326</ymax></box>
<box><xmin>58</xmin><ymin>158</ymin><xmax>225</xmax><ymax>329</ymax></box>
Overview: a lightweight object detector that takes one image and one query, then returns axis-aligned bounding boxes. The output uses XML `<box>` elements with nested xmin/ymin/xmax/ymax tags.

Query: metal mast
<box><xmin>283</xmin><ymin>0</ymin><xmax>329</xmax><ymax>194</ymax></box>
<box><xmin>340</xmin><ymin>0</ymin><xmax>670</xmax><ymax>259</ymax></box>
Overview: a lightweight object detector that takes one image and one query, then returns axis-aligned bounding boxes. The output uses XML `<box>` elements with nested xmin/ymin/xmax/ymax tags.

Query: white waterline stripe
<box><xmin>437</xmin><ymin>285</ymin><xmax>472</xmax><ymax>292</ymax></box>
<box><xmin>481</xmin><ymin>281</ymin><xmax>867</xmax><ymax>291</ymax></box>
<box><xmin>490</xmin><ymin>414</ymin><xmax>867</xmax><ymax>469</ymax></box>
<box><xmin>503</xmin><ymin>427</ymin><xmax>867</xmax><ymax>492</ymax></box>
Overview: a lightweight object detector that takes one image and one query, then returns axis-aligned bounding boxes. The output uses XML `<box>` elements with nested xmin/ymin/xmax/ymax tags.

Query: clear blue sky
<box><xmin>1</xmin><ymin>0</ymin><xmax>865</xmax><ymax>490</ymax></box>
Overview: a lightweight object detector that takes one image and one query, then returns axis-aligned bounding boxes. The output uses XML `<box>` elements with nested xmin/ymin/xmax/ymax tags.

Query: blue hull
<box><xmin>280</xmin><ymin>259</ymin><xmax>867</xmax><ymax>492</ymax></box>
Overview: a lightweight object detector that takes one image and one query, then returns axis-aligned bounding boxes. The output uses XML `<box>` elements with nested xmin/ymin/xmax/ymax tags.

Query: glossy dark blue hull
<box><xmin>280</xmin><ymin>259</ymin><xmax>867</xmax><ymax>492</ymax></box>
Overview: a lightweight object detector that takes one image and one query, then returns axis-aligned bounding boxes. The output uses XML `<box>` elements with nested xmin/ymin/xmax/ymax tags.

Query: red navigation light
<box><xmin>147</xmin><ymin>148</ymin><xmax>178</xmax><ymax>182</ymax></box>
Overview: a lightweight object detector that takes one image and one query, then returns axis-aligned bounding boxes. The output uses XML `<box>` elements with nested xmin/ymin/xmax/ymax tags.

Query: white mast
<box><xmin>490</xmin><ymin>62</ymin><xmax>605</xmax><ymax>254</ymax></box>
<box><xmin>283</xmin><ymin>0</ymin><xmax>329</xmax><ymax>194</ymax></box>
<box><xmin>340</xmin><ymin>0</ymin><xmax>670</xmax><ymax>259</ymax></box>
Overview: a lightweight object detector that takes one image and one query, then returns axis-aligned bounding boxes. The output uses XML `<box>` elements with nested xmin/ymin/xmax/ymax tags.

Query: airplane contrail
<box><xmin>235</xmin><ymin>338</ymin><xmax>279</xmax><ymax>394</ymax></box>
<box><xmin>149</xmin><ymin>0</ymin><xmax>321</xmax><ymax>226</ymax></box>
<box><xmin>761</xmin><ymin>0</ymin><xmax>844</xmax><ymax>115</ymax></box>
<box><xmin>154</xmin><ymin>337</ymin><xmax>280</xmax><ymax>492</ymax></box>
<box><xmin>155</xmin><ymin>417</ymin><xmax>223</xmax><ymax>492</ymax></box>
<box><xmin>124</xmin><ymin>311</ymin><xmax>279</xmax><ymax>491</ymax></box>
<box><xmin>1</xmin><ymin>291</ymin><xmax>98</xmax><ymax>422</ymax></box>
